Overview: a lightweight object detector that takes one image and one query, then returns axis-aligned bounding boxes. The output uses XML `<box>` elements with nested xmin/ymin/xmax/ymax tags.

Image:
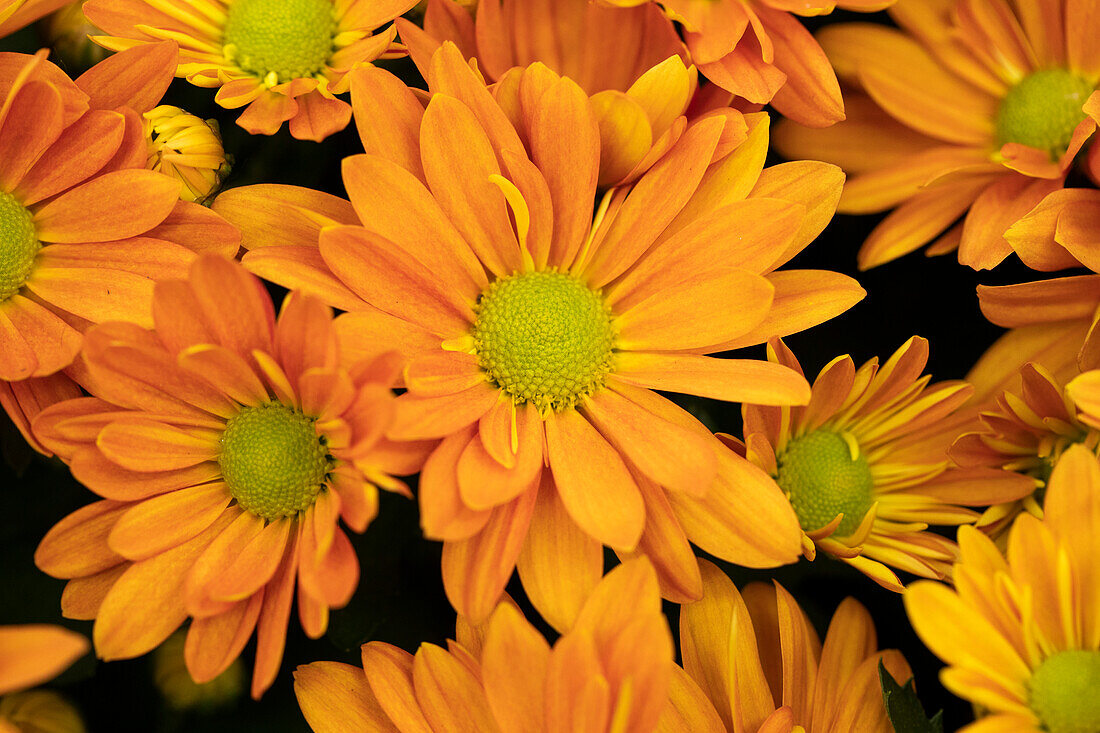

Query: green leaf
<box><xmin>879</xmin><ymin>660</ymin><xmax>944</xmax><ymax>733</ymax></box>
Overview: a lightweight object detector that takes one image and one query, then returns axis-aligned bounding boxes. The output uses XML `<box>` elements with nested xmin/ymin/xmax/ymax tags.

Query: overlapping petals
<box><xmin>31</xmin><ymin>256</ymin><xmax>424</xmax><ymax>698</ymax></box>
<box><xmin>905</xmin><ymin>444</ymin><xmax>1100</xmax><ymax>732</ymax></box>
<box><xmin>775</xmin><ymin>0</ymin><xmax>1100</xmax><ymax>270</ymax></box>
<box><xmin>213</xmin><ymin>42</ymin><xmax>866</xmax><ymax>628</ymax></box>
<box><xmin>740</xmin><ymin>336</ymin><xmax>1035</xmax><ymax>591</ymax></box>
<box><xmin>84</xmin><ymin>0</ymin><xmax>420</xmax><ymax>140</ymax></box>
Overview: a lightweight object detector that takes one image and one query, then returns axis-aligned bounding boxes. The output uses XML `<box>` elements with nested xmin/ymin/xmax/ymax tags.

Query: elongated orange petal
<box><xmin>75</xmin><ymin>40</ymin><xmax>177</xmax><ymax>113</ymax></box>
<box><xmin>0</xmin><ymin>625</ymin><xmax>89</xmax><ymax>695</ymax></box>
<box><xmin>0</xmin><ymin>80</ymin><xmax>63</xmax><ymax>193</ymax></box>
<box><xmin>615</xmin><ymin>352</ymin><xmax>810</xmax><ymax>406</ymax></box>
<box><xmin>295</xmin><ymin>661</ymin><xmax>400</xmax><ymax>733</ymax></box>
<box><xmin>33</xmin><ymin>169</ymin><xmax>179</xmax><ymax>243</ymax></box>
<box><xmin>107</xmin><ymin>482</ymin><xmax>231</xmax><ymax>561</ymax></box>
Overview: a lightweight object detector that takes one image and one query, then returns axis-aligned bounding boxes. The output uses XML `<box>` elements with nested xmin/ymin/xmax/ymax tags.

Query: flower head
<box><xmin>295</xmin><ymin>558</ymin><xmax>675</xmax><ymax>733</ymax></box>
<box><xmin>905</xmin><ymin>443</ymin><xmax>1100</xmax><ymax>732</ymax></box>
<box><xmin>85</xmin><ymin>0</ymin><xmax>420</xmax><ymax>140</ymax></box>
<box><xmin>741</xmin><ymin>336</ymin><xmax>1034</xmax><ymax>591</ymax></box>
<box><xmin>598</xmin><ymin>0</ymin><xmax>896</xmax><ymax>128</ymax></box>
<box><xmin>0</xmin><ymin>45</ymin><xmax>239</xmax><ymax>451</ymax></box>
<box><xmin>398</xmin><ymin>0</ymin><xmax>693</xmax><ymax>186</ymax></box>
<box><xmin>776</xmin><ymin>0</ymin><xmax>1100</xmax><ymax>270</ymax></box>
<box><xmin>32</xmin><ymin>256</ymin><xmax>424</xmax><ymax>699</ymax></box>
<box><xmin>676</xmin><ymin>560</ymin><xmax>912</xmax><ymax>732</ymax></box>
<box><xmin>213</xmin><ymin>43</ymin><xmax>866</xmax><ymax>628</ymax></box>
<box><xmin>951</xmin><ymin>363</ymin><xmax>1100</xmax><ymax>540</ymax></box>
<box><xmin>144</xmin><ymin>105</ymin><xmax>230</xmax><ymax>204</ymax></box>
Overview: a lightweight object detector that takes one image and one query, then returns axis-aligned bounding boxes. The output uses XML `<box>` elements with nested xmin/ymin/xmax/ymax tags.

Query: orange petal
<box><xmin>0</xmin><ymin>295</ymin><xmax>82</xmax><ymax>380</ymax></box>
<box><xmin>33</xmin><ymin>169</ymin><xmax>180</xmax><ymax>243</ymax></box>
<box><xmin>184</xmin><ymin>593</ymin><xmax>262</xmax><ymax>683</ymax></box>
<box><xmin>614</xmin><ymin>353</ymin><xmax>811</xmax><ymax>405</ymax></box>
<box><xmin>958</xmin><ymin>174</ymin><xmax>1064</xmax><ymax>271</ymax></box>
<box><xmin>75</xmin><ymin>40</ymin><xmax>177</xmax><ymax>113</ymax></box>
<box><xmin>0</xmin><ymin>624</ymin><xmax>89</xmax><ymax>695</ymax></box>
<box><xmin>411</xmin><ymin>644</ymin><xmax>500</xmax><ymax>731</ymax></box>
<box><xmin>480</xmin><ymin>602</ymin><xmax>550</xmax><ymax>733</ymax></box>
<box><xmin>361</xmin><ymin>642</ymin><xmax>434</xmax><ymax>733</ymax></box>
<box><xmin>288</xmin><ymin>91</ymin><xmax>352</xmax><ymax>142</ymax></box>
<box><xmin>107</xmin><ymin>482</ymin><xmax>232</xmax><ymax>561</ymax></box>
<box><xmin>13</xmin><ymin>108</ymin><xmax>124</xmax><ymax>206</ymax></box>
<box><xmin>387</xmin><ymin>382</ymin><xmax>500</xmax><ymax>441</ymax></box>
<box><xmin>96</xmin><ymin>419</ymin><xmax>219</xmax><ymax>472</ymax></box>
<box><xmin>544</xmin><ymin>408</ymin><xmax>644</xmax><ymax>550</ymax></box>
<box><xmin>759</xmin><ymin>6</ymin><xmax>844</xmax><ymax>127</ymax></box>
<box><xmin>295</xmin><ymin>661</ymin><xmax>400</xmax><ymax>733</ymax></box>
<box><xmin>0</xmin><ymin>80</ymin><xmax>64</xmax><ymax>193</ymax></box>
<box><xmin>250</xmin><ymin>523</ymin><xmax>299</xmax><ymax>698</ymax></box>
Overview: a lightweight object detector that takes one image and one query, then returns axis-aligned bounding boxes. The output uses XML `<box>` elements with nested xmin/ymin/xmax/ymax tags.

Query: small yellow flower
<box><xmin>144</xmin><ymin>105</ymin><xmax>231</xmax><ymax>204</ymax></box>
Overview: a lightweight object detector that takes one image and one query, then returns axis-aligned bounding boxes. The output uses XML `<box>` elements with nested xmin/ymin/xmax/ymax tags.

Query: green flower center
<box><xmin>775</xmin><ymin>430</ymin><xmax>875</xmax><ymax>537</ymax></box>
<box><xmin>472</xmin><ymin>270</ymin><xmax>615</xmax><ymax>413</ymax></box>
<box><xmin>0</xmin><ymin>190</ymin><xmax>39</xmax><ymax>303</ymax></box>
<box><xmin>218</xmin><ymin>402</ymin><xmax>331</xmax><ymax>521</ymax></box>
<box><xmin>995</xmin><ymin>69</ymin><xmax>1095</xmax><ymax>156</ymax></box>
<box><xmin>222</xmin><ymin>0</ymin><xmax>337</xmax><ymax>83</ymax></box>
<box><xmin>1028</xmin><ymin>650</ymin><xmax>1100</xmax><ymax>733</ymax></box>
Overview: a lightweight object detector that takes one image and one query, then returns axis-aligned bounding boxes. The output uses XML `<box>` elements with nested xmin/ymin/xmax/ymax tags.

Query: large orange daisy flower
<box><xmin>32</xmin><ymin>256</ymin><xmax>425</xmax><ymax>699</ymax></box>
<box><xmin>84</xmin><ymin>0</ymin><xmax>419</xmax><ymax>140</ymax></box>
<box><xmin>739</xmin><ymin>336</ymin><xmax>1034</xmax><ymax>591</ymax></box>
<box><xmin>0</xmin><ymin>625</ymin><xmax>87</xmax><ymax>696</ymax></box>
<box><xmin>213</xmin><ymin>43</ymin><xmax>867</xmax><ymax>628</ymax></box>
<box><xmin>0</xmin><ymin>45</ymin><xmax>239</xmax><ymax>453</ymax></box>
<box><xmin>905</xmin><ymin>443</ymin><xmax>1100</xmax><ymax>732</ymax></box>
<box><xmin>776</xmin><ymin>0</ymin><xmax>1100</xmax><ymax>270</ymax></box>
<box><xmin>398</xmin><ymin>0</ymin><xmax>694</xmax><ymax>186</ymax></box>
<box><xmin>296</xmin><ymin>558</ymin><xmax>675</xmax><ymax>733</ymax></box>
<box><xmin>673</xmin><ymin>559</ymin><xmax>913</xmax><ymax>732</ymax></box>
<box><xmin>597</xmin><ymin>0</ymin><xmax>895</xmax><ymax>128</ymax></box>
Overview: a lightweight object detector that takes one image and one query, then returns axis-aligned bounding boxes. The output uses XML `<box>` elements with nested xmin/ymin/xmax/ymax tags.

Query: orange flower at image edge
<box><xmin>294</xmin><ymin>558</ymin><xmax>911</xmax><ymax>733</ymax></box>
<box><xmin>0</xmin><ymin>44</ymin><xmax>239</xmax><ymax>453</ymax></box>
<box><xmin>84</xmin><ymin>0</ymin><xmax>421</xmax><ymax>140</ymax></box>
<box><xmin>32</xmin><ymin>256</ymin><xmax>426</xmax><ymax>698</ymax></box>
<box><xmin>906</xmin><ymin>444</ymin><xmax>1100</xmax><ymax>732</ymax></box>
<box><xmin>213</xmin><ymin>43</ymin><xmax>868</xmax><ymax>630</ymax></box>
<box><xmin>776</xmin><ymin>0</ymin><xmax>1100</xmax><ymax>270</ymax></box>
<box><xmin>598</xmin><ymin>0</ymin><xmax>895</xmax><ymax>127</ymax></box>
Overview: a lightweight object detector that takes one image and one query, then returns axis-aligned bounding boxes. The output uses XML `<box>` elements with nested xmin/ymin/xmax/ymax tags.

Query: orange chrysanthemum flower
<box><xmin>950</xmin><ymin>363</ymin><xmax>1100</xmax><ymax>540</ymax></box>
<box><xmin>739</xmin><ymin>336</ymin><xmax>1034</xmax><ymax>591</ymax></box>
<box><xmin>398</xmin><ymin>0</ymin><xmax>695</xmax><ymax>186</ymax></box>
<box><xmin>906</xmin><ymin>444</ymin><xmax>1100</xmax><ymax>732</ymax></box>
<box><xmin>296</xmin><ymin>558</ymin><xmax>675</xmax><ymax>733</ymax></box>
<box><xmin>0</xmin><ymin>625</ymin><xmax>87</xmax><ymax>696</ymax></box>
<box><xmin>673</xmin><ymin>560</ymin><xmax>913</xmax><ymax>732</ymax></box>
<box><xmin>0</xmin><ymin>0</ymin><xmax>71</xmax><ymax>38</ymax></box>
<box><xmin>0</xmin><ymin>45</ymin><xmax>239</xmax><ymax>453</ymax></box>
<box><xmin>213</xmin><ymin>43</ymin><xmax>867</xmax><ymax>628</ymax></box>
<box><xmin>597</xmin><ymin>0</ymin><xmax>894</xmax><ymax>128</ymax></box>
<box><xmin>84</xmin><ymin>0</ymin><xmax>419</xmax><ymax>140</ymax></box>
<box><xmin>776</xmin><ymin>0</ymin><xmax>1100</xmax><ymax>270</ymax></box>
<box><xmin>32</xmin><ymin>256</ymin><xmax>425</xmax><ymax>699</ymax></box>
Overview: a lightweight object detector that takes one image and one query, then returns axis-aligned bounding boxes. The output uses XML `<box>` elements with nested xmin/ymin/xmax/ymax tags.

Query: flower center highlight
<box><xmin>222</xmin><ymin>0</ymin><xmax>337</xmax><ymax>83</ymax></box>
<box><xmin>995</xmin><ymin>69</ymin><xmax>1095</xmax><ymax>156</ymax></box>
<box><xmin>0</xmin><ymin>190</ymin><xmax>39</xmax><ymax>303</ymax></box>
<box><xmin>1028</xmin><ymin>650</ymin><xmax>1100</xmax><ymax>733</ymax></box>
<box><xmin>472</xmin><ymin>270</ymin><xmax>615</xmax><ymax>412</ymax></box>
<box><xmin>775</xmin><ymin>430</ymin><xmax>874</xmax><ymax>537</ymax></box>
<box><xmin>218</xmin><ymin>402</ymin><xmax>331</xmax><ymax>521</ymax></box>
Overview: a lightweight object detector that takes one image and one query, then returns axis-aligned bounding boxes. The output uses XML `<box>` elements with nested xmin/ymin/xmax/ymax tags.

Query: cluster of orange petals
<box><xmin>31</xmin><ymin>256</ymin><xmax>423</xmax><ymax>699</ymax></box>
<box><xmin>296</xmin><ymin>557</ymin><xmax>911</xmax><ymax>733</ymax></box>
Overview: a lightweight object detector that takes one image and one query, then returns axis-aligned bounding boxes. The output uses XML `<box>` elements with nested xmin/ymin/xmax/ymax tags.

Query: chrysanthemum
<box><xmin>144</xmin><ymin>105</ymin><xmax>230</xmax><ymax>204</ymax></box>
<box><xmin>950</xmin><ymin>363</ymin><xmax>1100</xmax><ymax>540</ymax></box>
<box><xmin>32</xmin><ymin>256</ymin><xmax>425</xmax><ymax>699</ymax></box>
<box><xmin>775</xmin><ymin>0</ymin><xmax>1100</xmax><ymax>270</ymax></box>
<box><xmin>0</xmin><ymin>0</ymin><xmax>70</xmax><ymax>38</ymax></box>
<box><xmin>397</xmin><ymin>0</ymin><xmax>694</xmax><ymax>186</ymax></box>
<box><xmin>905</xmin><ymin>443</ymin><xmax>1100</xmax><ymax>732</ymax></box>
<box><xmin>0</xmin><ymin>624</ymin><xmax>87</xmax><ymax>695</ymax></box>
<box><xmin>673</xmin><ymin>559</ymin><xmax>913</xmax><ymax>732</ymax></box>
<box><xmin>0</xmin><ymin>45</ymin><xmax>239</xmax><ymax>451</ymax></box>
<box><xmin>295</xmin><ymin>558</ymin><xmax>675</xmax><ymax>733</ymax></box>
<box><xmin>739</xmin><ymin>336</ymin><xmax>1035</xmax><ymax>591</ymax></box>
<box><xmin>597</xmin><ymin>0</ymin><xmax>895</xmax><ymax>128</ymax></box>
<box><xmin>213</xmin><ymin>43</ymin><xmax>866</xmax><ymax>628</ymax></box>
<box><xmin>84</xmin><ymin>0</ymin><xmax>419</xmax><ymax>140</ymax></box>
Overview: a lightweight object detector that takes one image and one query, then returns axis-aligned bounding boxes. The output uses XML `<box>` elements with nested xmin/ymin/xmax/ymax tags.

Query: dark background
<box><xmin>0</xmin><ymin>7</ymin><xmax>1051</xmax><ymax>731</ymax></box>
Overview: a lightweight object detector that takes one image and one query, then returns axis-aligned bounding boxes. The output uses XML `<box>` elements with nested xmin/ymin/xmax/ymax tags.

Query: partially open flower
<box><xmin>144</xmin><ymin>105</ymin><xmax>230</xmax><ymax>204</ymax></box>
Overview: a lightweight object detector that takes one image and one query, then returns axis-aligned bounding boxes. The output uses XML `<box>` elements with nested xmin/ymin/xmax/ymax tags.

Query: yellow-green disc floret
<box><xmin>776</xmin><ymin>430</ymin><xmax>875</xmax><ymax>537</ymax></box>
<box><xmin>223</xmin><ymin>0</ymin><xmax>337</xmax><ymax>83</ymax></box>
<box><xmin>1028</xmin><ymin>650</ymin><xmax>1100</xmax><ymax>733</ymax></box>
<box><xmin>995</xmin><ymin>69</ymin><xmax>1095</xmax><ymax>156</ymax></box>
<box><xmin>0</xmin><ymin>190</ymin><xmax>39</xmax><ymax>303</ymax></box>
<box><xmin>473</xmin><ymin>270</ymin><xmax>615</xmax><ymax>413</ymax></box>
<box><xmin>218</xmin><ymin>402</ymin><xmax>331</xmax><ymax>521</ymax></box>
